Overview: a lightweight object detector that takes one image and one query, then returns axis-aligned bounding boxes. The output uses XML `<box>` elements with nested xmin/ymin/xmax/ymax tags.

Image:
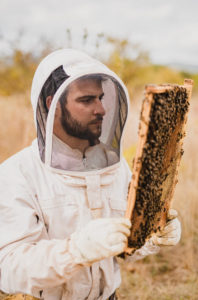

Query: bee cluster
<box><xmin>128</xmin><ymin>85</ymin><xmax>189</xmax><ymax>250</ymax></box>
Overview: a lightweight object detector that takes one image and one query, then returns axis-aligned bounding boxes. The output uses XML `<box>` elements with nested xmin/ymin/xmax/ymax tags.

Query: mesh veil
<box><xmin>36</xmin><ymin>71</ymin><xmax>128</xmax><ymax>171</ymax></box>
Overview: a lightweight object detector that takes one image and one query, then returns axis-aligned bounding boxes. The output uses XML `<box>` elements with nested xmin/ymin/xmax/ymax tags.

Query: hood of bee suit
<box><xmin>31</xmin><ymin>48</ymin><xmax>130</xmax><ymax>174</ymax></box>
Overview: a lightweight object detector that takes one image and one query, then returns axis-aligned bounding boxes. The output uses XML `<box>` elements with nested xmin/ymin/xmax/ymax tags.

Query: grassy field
<box><xmin>0</xmin><ymin>92</ymin><xmax>198</xmax><ymax>299</ymax></box>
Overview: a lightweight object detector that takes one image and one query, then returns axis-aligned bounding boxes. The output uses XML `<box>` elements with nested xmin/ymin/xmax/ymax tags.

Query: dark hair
<box><xmin>40</xmin><ymin>69</ymin><xmax>106</xmax><ymax>114</ymax></box>
<box><xmin>40</xmin><ymin>65</ymin><xmax>69</xmax><ymax>113</ymax></box>
<box><xmin>58</xmin><ymin>73</ymin><xmax>106</xmax><ymax>113</ymax></box>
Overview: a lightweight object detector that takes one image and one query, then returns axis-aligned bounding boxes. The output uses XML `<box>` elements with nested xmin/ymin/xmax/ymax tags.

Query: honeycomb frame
<box><xmin>125</xmin><ymin>79</ymin><xmax>193</xmax><ymax>254</ymax></box>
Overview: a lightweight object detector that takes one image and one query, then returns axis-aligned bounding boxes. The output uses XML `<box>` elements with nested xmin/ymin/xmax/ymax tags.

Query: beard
<box><xmin>60</xmin><ymin>105</ymin><xmax>103</xmax><ymax>144</ymax></box>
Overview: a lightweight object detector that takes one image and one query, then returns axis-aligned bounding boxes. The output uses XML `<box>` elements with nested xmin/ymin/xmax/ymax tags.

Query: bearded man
<box><xmin>0</xmin><ymin>49</ymin><xmax>181</xmax><ymax>300</ymax></box>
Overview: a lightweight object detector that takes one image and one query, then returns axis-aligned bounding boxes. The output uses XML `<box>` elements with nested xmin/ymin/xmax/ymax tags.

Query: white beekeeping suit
<box><xmin>0</xmin><ymin>49</ymin><xmax>160</xmax><ymax>300</ymax></box>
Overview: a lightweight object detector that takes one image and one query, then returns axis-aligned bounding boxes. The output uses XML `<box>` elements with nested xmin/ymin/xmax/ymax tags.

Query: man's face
<box><xmin>60</xmin><ymin>77</ymin><xmax>106</xmax><ymax>142</ymax></box>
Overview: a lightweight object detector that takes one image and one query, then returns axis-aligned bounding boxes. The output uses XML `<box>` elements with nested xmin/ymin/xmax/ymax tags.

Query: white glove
<box><xmin>69</xmin><ymin>217</ymin><xmax>131</xmax><ymax>265</ymax></box>
<box><xmin>151</xmin><ymin>209</ymin><xmax>181</xmax><ymax>246</ymax></box>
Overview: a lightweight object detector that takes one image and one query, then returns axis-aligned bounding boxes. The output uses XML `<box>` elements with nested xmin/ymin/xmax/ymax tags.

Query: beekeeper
<box><xmin>0</xmin><ymin>49</ymin><xmax>181</xmax><ymax>300</ymax></box>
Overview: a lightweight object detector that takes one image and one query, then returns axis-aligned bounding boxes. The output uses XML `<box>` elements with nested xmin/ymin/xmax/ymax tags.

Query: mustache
<box><xmin>89</xmin><ymin>115</ymin><xmax>103</xmax><ymax>124</ymax></box>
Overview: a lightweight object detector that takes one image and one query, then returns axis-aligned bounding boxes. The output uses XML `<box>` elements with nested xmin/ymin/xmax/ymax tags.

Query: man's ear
<box><xmin>46</xmin><ymin>96</ymin><xmax>53</xmax><ymax>110</ymax></box>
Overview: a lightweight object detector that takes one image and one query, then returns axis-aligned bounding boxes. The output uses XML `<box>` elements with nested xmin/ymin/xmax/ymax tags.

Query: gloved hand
<box><xmin>69</xmin><ymin>217</ymin><xmax>131</xmax><ymax>265</ymax></box>
<box><xmin>151</xmin><ymin>209</ymin><xmax>181</xmax><ymax>246</ymax></box>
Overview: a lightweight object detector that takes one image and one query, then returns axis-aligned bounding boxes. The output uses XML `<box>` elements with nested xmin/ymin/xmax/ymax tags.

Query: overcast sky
<box><xmin>0</xmin><ymin>0</ymin><xmax>198</xmax><ymax>67</ymax></box>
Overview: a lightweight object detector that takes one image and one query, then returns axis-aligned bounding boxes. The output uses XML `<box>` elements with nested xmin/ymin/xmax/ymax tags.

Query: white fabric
<box><xmin>126</xmin><ymin>239</ymin><xmax>160</xmax><ymax>263</ymax></box>
<box><xmin>0</xmin><ymin>141</ymin><xmax>159</xmax><ymax>300</ymax></box>
<box><xmin>0</xmin><ymin>49</ymin><xmax>160</xmax><ymax>300</ymax></box>
<box><xmin>52</xmin><ymin>135</ymin><xmax>119</xmax><ymax>171</ymax></box>
<box><xmin>69</xmin><ymin>218</ymin><xmax>131</xmax><ymax>265</ymax></box>
<box><xmin>31</xmin><ymin>49</ymin><xmax>96</xmax><ymax>116</ymax></box>
<box><xmin>150</xmin><ymin>209</ymin><xmax>181</xmax><ymax>246</ymax></box>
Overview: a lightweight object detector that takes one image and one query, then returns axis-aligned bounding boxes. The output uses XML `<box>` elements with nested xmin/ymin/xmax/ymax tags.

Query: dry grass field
<box><xmin>0</xmin><ymin>92</ymin><xmax>198</xmax><ymax>299</ymax></box>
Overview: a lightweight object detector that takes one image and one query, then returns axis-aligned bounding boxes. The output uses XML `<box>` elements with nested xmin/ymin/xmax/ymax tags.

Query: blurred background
<box><xmin>0</xmin><ymin>0</ymin><xmax>198</xmax><ymax>299</ymax></box>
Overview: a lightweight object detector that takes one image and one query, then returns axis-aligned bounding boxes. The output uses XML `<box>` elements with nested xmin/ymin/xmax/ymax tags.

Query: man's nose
<box><xmin>94</xmin><ymin>99</ymin><xmax>106</xmax><ymax>116</ymax></box>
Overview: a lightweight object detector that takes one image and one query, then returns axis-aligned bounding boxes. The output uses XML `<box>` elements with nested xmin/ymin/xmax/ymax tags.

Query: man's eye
<box><xmin>81</xmin><ymin>98</ymin><xmax>92</xmax><ymax>103</ymax></box>
<box><xmin>99</xmin><ymin>94</ymin><xmax>104</xmax><ymax>101</ymax></box>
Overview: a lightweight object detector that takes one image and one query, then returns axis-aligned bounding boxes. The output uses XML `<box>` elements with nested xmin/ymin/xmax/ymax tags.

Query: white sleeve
<box><xmin>0</xmin><ymin>162</ymin><xmax>81</xmax><ymax>297</ymax></box>
<box><xmin>126</xmin><ymin>239</ymin><xmax>160</xmax><ymax>263</ymax></box>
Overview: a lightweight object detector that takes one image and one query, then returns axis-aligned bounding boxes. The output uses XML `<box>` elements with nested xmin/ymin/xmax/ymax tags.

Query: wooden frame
<box><xmin>125</xmin><ymin>79</ymin><xmax>193</xmax><ymax>254</ymax></box>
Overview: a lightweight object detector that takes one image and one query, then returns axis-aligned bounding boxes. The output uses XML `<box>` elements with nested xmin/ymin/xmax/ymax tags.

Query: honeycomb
<box><xmin>125</xmin><ymin>79</ymin><xmax>193</xmax><ymax>253</ymax></box>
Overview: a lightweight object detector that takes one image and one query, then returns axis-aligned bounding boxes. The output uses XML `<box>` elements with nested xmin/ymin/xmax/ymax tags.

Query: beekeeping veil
<box><xmin>31</xmin><ymin>49</ymin><xmax>130</xmax><ymax>173</ymax></box>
